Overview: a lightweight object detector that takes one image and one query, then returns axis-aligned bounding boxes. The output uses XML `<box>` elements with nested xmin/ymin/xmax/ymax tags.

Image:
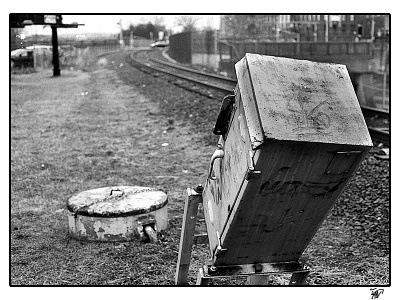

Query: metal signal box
<box><xmin>203</xmin><ymin>54</ymin><xmax>372</xmax><ymax>267</ymax></box>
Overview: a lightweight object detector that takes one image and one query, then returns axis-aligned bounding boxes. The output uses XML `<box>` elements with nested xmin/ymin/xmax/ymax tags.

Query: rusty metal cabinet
<box><xmin>203</xmin><ymin>54</ymin><xmax>372</xmax><ymax>267</ymax></box>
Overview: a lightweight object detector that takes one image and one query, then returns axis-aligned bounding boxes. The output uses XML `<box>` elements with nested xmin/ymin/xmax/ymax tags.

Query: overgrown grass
<box><xmin>10</xmin><ymin>53</ymin><xmax>389</xmax><ymax>286</ymax></box>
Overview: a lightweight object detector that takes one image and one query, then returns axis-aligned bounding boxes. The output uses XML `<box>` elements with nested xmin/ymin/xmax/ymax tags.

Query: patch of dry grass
<box><xmin>10</xmin><ymin>64</ymin><xmax>214</xmax><ymax>285</ymax></box>
<box><xmin>10</xmin><ymin>54</ymin><xmax>389</xmax><ymax>286</ymax></box>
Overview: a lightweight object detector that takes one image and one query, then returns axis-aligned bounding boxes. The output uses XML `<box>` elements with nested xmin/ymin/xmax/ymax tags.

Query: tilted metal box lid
<box><xmin>235</xmin><ymin>54</ymin><xmax>373</xmax><ymax>148</ymax></box>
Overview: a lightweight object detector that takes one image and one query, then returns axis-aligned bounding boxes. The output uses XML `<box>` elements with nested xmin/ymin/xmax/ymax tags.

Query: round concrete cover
<box><xmin>67</xmin><ymin>186</ymin><xmax>168</xmax><ymax>217</ymax></box>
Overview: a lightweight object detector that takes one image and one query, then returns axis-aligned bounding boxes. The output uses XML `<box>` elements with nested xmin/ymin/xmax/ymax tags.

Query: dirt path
<box><xmin>11</xmin><ymin>62</ymin><xmax>215</xmax><ymax>210</ymax></box>
<box><xmin>11</xmin><ymin>58</ymin><xmax>214</xmax><ymax>285</ymax></box>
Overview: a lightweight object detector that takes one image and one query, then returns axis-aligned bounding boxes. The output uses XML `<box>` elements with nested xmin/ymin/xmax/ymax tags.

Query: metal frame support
<box><xmin>196</xmin><ymin>262</ymin><xmax>310</xmax><ymax>286</ymax></box>
<box><xmin>175</xmin><ymin>186</ymin><xmax>203</xmax><ymax>285</ymax></box>
<box><xmin>175</xmin><ymin>186</ymin><xmax>311</xmax><ymax>285</ymax></box>
<box><xmin>196</xmin><ymin>266</ymin><xmax>212</xmax><ymax>285</ymax></box>
<box><xmin>289</xmin><ymin>270</ymin><xmax>311</xmax><ymax>285</ymax></box>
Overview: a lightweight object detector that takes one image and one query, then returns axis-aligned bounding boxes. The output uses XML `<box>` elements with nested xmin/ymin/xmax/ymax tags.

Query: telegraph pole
<box><xmin>51</xmin><ymin>25</ymin><xmax>60</xmax><ymax>76</ymax></box>
<box><xmin>10</xmin><ymin>14</ymin><xmax>82</xmax><ymax>77</ymax></box>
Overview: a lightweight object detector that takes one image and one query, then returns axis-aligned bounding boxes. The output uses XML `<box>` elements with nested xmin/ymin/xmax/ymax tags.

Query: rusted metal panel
<box><xmin>203</xmin><ymin>54</ymin><xmax>372</xmax><ymax>266</ymax></box>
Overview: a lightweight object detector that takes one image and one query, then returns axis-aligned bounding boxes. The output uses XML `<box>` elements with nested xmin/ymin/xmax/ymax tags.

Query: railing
<box><xmin>220</xmin><ymin>40</ymin><xmax>372</xmax><ymax>59</ymax></box>
<box><xmin>217</xmin><ymin>40</ymin><xmax>375</xmax><ymax>78</ymax></box>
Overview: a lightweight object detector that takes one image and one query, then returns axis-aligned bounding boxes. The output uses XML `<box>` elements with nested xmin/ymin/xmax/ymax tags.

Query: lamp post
<box><xmin>118</xmin><ymin>19</ymin><xmax>124</xmax><ymax>49</ymax></box>
<box><xmin>325</xmin><ymin>15</ymin><xmax>329</xmax><ymax>42</ymax></box>
<box><xmin>370</xmin><ymin>15</ymin><xmax>375</xmax><ymax>42</ymax></box>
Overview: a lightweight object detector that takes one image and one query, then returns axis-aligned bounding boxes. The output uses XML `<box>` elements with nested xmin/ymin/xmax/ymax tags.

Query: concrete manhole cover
<box><xmin>66</xmin><ymin>186</ymin><xmax>168</xmax><ymax>242</ymax></box>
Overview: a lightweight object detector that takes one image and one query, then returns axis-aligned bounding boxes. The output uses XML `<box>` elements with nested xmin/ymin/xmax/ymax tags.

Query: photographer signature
<box><xmin>370</xmin><ymin>288</ymin><xmax>384</xmax><ymax>299</ymax></box>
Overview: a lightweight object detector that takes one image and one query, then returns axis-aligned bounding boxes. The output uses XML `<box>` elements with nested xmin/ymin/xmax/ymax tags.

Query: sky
<box><xmin>22</xmin><ymin>14</ymin><xmax>221</xmax><ymax>36</ymax></box>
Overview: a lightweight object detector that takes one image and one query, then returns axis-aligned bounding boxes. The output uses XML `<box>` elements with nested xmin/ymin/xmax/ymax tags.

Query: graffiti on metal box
<box><xmin>259</xmin><ymin>178</ymin><xmax>346</xmax><ymax>198</ymax></box>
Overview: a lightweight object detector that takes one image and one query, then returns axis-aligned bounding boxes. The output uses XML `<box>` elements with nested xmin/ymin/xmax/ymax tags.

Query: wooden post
<box><xmin>175</xmin><ymin>188</ymin><xmax>203</xmax><ymax>285</ymax></box>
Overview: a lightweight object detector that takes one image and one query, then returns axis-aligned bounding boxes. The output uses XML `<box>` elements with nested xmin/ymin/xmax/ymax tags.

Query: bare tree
<box><xmin>175</xmin><ymin>15</ymin><xmax>199</xmax><ymax>32</ymax></box>
<box><xmin>205</xmin><ymin>16</ymin><xmax>215</xmax><ymax>30</ymax></box>
<box><xmin>221</xmin><ymin>15</ymin><xmax>267</xmax><ymax>38</ymax></box>
<box><xmin>152</xmin><ymin>16</ymin><xmax>165</xmax><ymax>27</ymax></box>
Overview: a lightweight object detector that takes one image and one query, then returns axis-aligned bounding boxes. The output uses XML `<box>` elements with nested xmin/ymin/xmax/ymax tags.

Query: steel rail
<box><xmin>149</xmin><ymin>57</ymin><xmax>237</xmax><ymax>84</ymax></box>
<box><xmin>151</xmin><ymin>56</ymin><xmax>390</xmax><ymax>120</ymax></box>
<box><xmin>368</xmin><ymin>127</ymin><xmax>390</xmax><ymax>146</ymax></box>
<box><xmin>130</xmin><ymin>53</ymin><xmax>234</xmax><ymax>93</ymax></box>
<box><xmin>360</xmin><ymin>105</ymin><xmax>389</xmax><ymax>118</ymax></box>
<box><xmin>130</xmin><ymin>51</ymin><xmax>389</xmax><ymax>146</ymax></box>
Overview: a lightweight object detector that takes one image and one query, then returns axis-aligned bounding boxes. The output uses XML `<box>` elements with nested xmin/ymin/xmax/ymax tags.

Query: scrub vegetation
<box><xmin>10</xmin><ymin>51</ymin><xmax>389</xmax><ymax>286</ymax></box>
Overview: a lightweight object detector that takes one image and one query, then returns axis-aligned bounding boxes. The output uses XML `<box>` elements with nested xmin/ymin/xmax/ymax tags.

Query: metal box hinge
<box><xmin>325</xmin><ymin>150</ymin><xmax>362</xmax><ymax>175</ymax></box>
<box><xmin>246</xmin><ymin>150</ymin><xmax>261</xmax><ymax>180</ymax></box>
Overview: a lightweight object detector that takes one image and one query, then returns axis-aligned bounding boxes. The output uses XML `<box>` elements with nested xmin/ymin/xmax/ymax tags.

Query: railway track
<box><xmin>361</xmin><ymin>107</ymin><xmax>390</xmax><ymax>147</ymax></box>
<box><xmin>129</xmin><ymin>49</ymin><xmax>389</xmax><ymax>146</ymax></box>
<box><xmin>129</xmin><ymin>50</ymin><xmax>235</xmax><ymax>93</ymax></box>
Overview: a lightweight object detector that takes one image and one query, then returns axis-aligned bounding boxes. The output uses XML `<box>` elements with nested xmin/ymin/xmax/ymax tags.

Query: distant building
<box><xmin>219</xmin><ymin>15</ymin><xmax>389</xmax><ymax>42</ymax></box>
<box><xmin>220</xmin><ymin>15</ymin><xmax>287</xmax><ymax>41</ymax></box>
<box><xmin>290</xmin><ymin>14</ymin><xmax>389</xmax><ymax>42</ymax></box>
